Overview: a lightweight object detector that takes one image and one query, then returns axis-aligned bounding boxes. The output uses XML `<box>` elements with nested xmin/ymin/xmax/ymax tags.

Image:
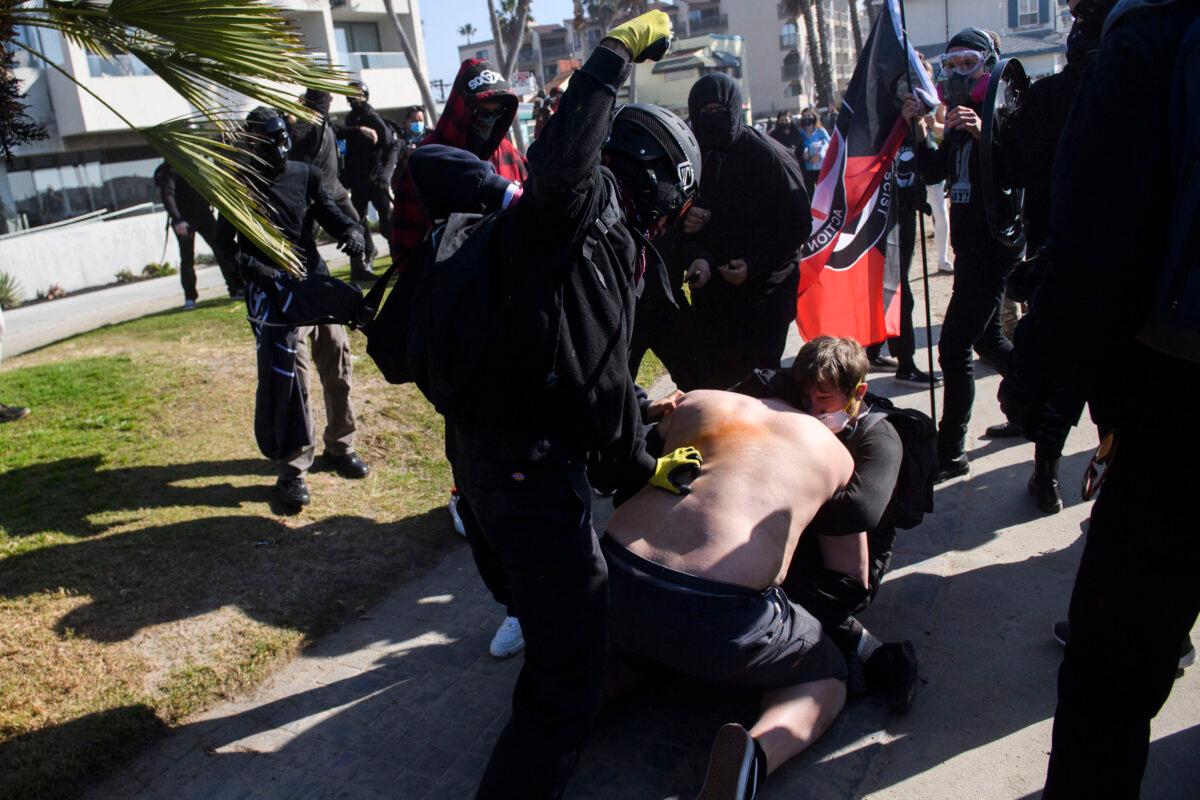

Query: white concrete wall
<box><xmin>0</xmin><ymin>212</ymin><xmax>212</xmax><ymax>297</ymax></box>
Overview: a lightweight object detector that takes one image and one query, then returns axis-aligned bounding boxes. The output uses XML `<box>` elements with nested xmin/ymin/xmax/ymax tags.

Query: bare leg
<box><xmin>750</xmin><ymin>677</ymin><xmax>846</xmax><ymax>773</ymax></box>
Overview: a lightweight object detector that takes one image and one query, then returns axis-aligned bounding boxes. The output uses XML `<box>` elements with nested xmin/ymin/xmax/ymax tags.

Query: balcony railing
<box><xmin>347</xmin><ymin>51</ymin><xmax>409</xmax><ymax>70</ymax></box>
<box><xmin>782</xmin><ymin>62</ymin><xmax>803</xmax><ymax>81</ymax></box>
<box><xmin>540</xmin><ymin>43</ymin><xmax>572</xmax><ymax>59</ymax></box>
<box><xmin>688</xmin><ymin>13</ymin><xmax>728</xmax><ymax>35</ymax></box>
<box><xmin>86</xmin><ymin>52</ymin><xmax>154</xmax><ymax>78</ymax></box>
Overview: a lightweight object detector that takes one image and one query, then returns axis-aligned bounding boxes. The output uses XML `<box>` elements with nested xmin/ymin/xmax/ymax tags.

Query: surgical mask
<box><xmin>409</xmin><ymin>120</ymin><xmax>425</xmax><ymax>135</ymax></box>
<box><xmin>817</xmin><ymin>410</ymin><xmax>853</xmax><ymax>433</ymax></box>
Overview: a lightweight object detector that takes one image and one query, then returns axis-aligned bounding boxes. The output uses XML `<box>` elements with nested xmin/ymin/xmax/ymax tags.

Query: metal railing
<box><xmin>86</xmin><ymin>52</ymin><xmax>154</xmax><ymax>78</ymax></box>
<box><xmin>539</xmin><ymin>43</ymin><xmax>572</xmax><ymax>59</ymax></box>
<box><xmin>782</xmin><ymin>62</ymin><xmax>803</xmax><ymax>81</ymax></box>
<box><xmin>687</xmin><ymin>13</ymin><xmax>728</xmax><ymax>35</ymax></box>
<box><xmin>347</xmin><ymin>51</ymin><xmax>409</xmax><ymax>70</ymax></box>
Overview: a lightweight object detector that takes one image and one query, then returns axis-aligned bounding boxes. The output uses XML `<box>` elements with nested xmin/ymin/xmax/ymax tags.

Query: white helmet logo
<box><xmin>468</xmin><ymin>70</ymin><xmax>504</xmax><ymax>91</ymax></box>
<box><xmin>677</xmin><ymin>161</ymin><xmax>696</xmax><ymax>191</ymax></box>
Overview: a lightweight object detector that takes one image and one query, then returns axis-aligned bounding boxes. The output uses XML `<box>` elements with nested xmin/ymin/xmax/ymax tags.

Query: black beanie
<box><xmin>304</xmin><ymin>88</ymin><xmax>333</xmax><ymax>115</ymax></box>
<box><xmin>947</xmin><ymin>27</ymin><xmax>997</xmax><ymax>55</ymax></box>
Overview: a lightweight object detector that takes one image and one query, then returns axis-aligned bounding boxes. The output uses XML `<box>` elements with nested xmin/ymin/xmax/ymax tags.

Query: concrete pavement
<box><xmin>79</xmin><ymin>269</ymin><xmax>1200</xmax><ymax>799</ymax></box>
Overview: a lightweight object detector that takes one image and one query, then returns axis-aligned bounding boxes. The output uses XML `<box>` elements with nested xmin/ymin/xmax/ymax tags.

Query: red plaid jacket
<box><xmin>390</xmin><ymin>59</ymin><xmax>529</xmax><ymax>269</ymax></box>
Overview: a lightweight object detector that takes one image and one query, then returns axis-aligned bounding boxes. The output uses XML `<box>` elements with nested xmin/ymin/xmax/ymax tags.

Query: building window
<box><xmin>782</xmin><ymin>50</ymin><xmax>802</xmax><ymax>81</ymax></box>
<box><xmin>780</xmin><ymin>22</ymin><xmax>798</xmax><ymax>49</ymax></box>
<box><xmin>1017</xmin><ymin>0</ymin><xmax>1040</xmax><ymax>27</ymax></box>
<box><xmin>333</xmin><ymin>22</ymin><xmax>382</xmax><ymax>55</ymax></box>
<box><xmin>785</xmin><ymin>81</ymin><xmax>805</xmax><ymax>98</ymax></box>
<box><xmin>543</xmin><ymin>64</ymin><xmax>557</xmax><ymax>83</ymax></box>
<box><xmin>476</xmin><ymin>49</ymin><xmax>489</xmax><ymax>59</ymax></box>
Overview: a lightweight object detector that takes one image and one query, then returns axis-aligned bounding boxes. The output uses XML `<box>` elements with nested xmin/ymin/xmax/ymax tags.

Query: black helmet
<box><xmin>244</xmin><ymin>106</ymin><xmax>291</xmax><ymax>174</ymax></box>
<box><xmin>349</xmin><ymin>79</ymin><xmax>369</xmax><ymax>101</ymax></box>
<box><xmin>604</xmin><ymin>103</ymin><xmax>701</xmax><ymax>229</ymax></box>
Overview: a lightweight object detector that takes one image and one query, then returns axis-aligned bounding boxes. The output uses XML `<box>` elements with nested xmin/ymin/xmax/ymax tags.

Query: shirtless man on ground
<box><xmin>603</xmin><ymin>389</ymin><xmax>854</xmax><ymax>800</ymax></box>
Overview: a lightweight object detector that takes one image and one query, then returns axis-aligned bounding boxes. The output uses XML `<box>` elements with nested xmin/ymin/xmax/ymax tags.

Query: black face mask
<box><xmin>471</xmin><ymin>109</ymin><xmax>504</xmax><ymax>142</ymax></box>
<box><xmin>801</xmin><ymin>116</ymin><xmax>816</xmax><ymax>127</ymax></box>
<box><xmin>693</xmin><ymin>111</ymin><xmax>732</xmax><ymax>151</ymax></box>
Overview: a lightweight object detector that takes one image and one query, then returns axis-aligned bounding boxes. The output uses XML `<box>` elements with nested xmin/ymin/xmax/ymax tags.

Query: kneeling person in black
<box><xmin>733</xmin><ymin>336</ymin><xmax>918</xmax><ymax>711</ymax></box>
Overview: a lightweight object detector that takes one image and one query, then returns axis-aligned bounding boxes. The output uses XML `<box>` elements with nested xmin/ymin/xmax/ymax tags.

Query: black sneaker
<box><xmin>895</xmin><ymin>367</ymin><xmax>943</xmax><ymax>387</ymax></box>
<box><xmin>934</xmin><ymin>454</ymin><xmax>969</xmax><ymax>484</ymax></box>
<box><xmin>319</xmin><ymin>451</ymin><xmax>370</xmax><ymax>479</ymax></box>
<box><xmin>1053</xmin><ymin>621</ymin><xmax>1195</xmax><ymax>673</ymax></box>
<box><xmin>0</xmin><ymin>404</ymin><xmax>31</xmax><ymax>423</ymax></box>
<box><xmin>696</xmin><ymin>723</ymin><xmax>762</xmax><ymax>800</ymax></box>
<box><xmin>984</xmin><ymin>420</ymin><xmax>1024</xmax><ymax>438</ymax></box>
<box><xmin>274</xmin><ymin>476</ymin><xmax>311</xmax><ymax>510</ymax></box>
<box><xmin>864</xmin><ymin>641</ymin><xmax>920</xmax><ymax>714</ymax></box>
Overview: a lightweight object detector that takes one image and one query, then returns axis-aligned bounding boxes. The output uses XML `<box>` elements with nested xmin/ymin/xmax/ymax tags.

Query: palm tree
<box><xmin>458</xmin><ymin>23</ymin><xmax>477</xmax><ymax>44</ymax></box>
<box><xmin>813</xmin><ymin>0</ymin><xmax>835</xmax><ymax>107</ymax></box>
<box><xmin>1</xmin><ymin>0</ymin><xmax>350</xmax><ymax>273</ymax></box>
<box><xmin>382</xmin><ymin>0</ymin><xmax>440</xmax><ymax>126</ymax></box>
<box><xmin>848</xmin><ymin>0</ymin><xmax>863</xmax><ymax>56</ymax></box>
<box><xmin>783</xmin><ymin>0</ymin><xmax>833</xmax><ymax>112</ymax></box>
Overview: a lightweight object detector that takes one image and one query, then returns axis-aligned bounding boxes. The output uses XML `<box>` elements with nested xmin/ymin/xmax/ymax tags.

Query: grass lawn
<box><xmin>0</xmin><ymin>259</ymin><xmax>672</xmax><ymax>800</ymax></box>
<box><xmin>0</xmin><ymin>264</ymin><xmax>458</xmax><ymax>799</ymax></box>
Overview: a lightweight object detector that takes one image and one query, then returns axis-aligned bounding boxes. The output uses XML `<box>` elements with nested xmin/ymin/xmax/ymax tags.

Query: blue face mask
<box><xmin>409</xmin><ymin>121</ymin><xmax>425</xmax><ymax>135</ymax></box>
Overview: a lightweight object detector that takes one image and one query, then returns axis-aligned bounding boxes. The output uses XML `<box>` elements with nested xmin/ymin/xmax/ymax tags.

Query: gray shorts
<box><xmin>602</xmin><ymin>534</ymin><xmax>847</xmax><ymax>689</ymax></box>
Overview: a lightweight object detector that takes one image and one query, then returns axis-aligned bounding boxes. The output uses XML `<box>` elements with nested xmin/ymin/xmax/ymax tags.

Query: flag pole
<box><xmin>896</xmin><ymin>0</ymin><xmax>939</xmax><ymax>433</ymax></box>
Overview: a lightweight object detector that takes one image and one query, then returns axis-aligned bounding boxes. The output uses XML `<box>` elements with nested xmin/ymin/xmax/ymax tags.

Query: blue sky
<box><xmin>419</xmin><ymin>0</ymin><xmax>579</xmax><ymax>91</ymax></box>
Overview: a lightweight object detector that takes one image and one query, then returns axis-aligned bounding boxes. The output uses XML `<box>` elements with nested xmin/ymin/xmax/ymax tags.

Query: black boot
<box><xmin>1028</xmin><ymin>456</ymin><xmax>1062</xmax><ymax>514</ymax></box>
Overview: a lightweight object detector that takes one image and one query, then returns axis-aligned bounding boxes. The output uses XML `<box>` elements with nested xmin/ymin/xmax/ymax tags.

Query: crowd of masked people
<box><xmin>101</xmin><ymin>1</ymin><xmax>1197</xmax><ymax>797</ymax></box>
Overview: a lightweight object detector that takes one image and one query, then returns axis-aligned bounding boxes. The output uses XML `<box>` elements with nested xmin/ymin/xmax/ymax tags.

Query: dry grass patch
<box><xmin>0</xmin><ymin>287</ymin><xmax>458</xmax><ymax>799</ymax></box>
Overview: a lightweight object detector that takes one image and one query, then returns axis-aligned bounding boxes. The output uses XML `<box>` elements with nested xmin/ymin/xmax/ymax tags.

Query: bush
<box><xmin>0</xmin><ymin>271</ymin><xmax>22</xmax><ymax>309</ymax></box>
<box><xmin>142</xmin><ymin>262</ymin><xmax>178</xmax><ymax>279</ymax></box>
<box><xmin>114</xmin><ymin>268</ymin><xmax>139</xmax><ymax>284</ymax></box>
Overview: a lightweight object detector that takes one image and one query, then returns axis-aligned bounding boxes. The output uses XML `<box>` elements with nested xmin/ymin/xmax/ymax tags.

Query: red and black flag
<box><xmin>796</xmin><ymin>0</ymin><xmax>937</xmax><ymax>344</ymax></box>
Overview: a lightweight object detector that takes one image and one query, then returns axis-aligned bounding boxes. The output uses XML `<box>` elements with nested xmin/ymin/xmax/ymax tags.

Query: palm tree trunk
<box><xmin>500</xmin><ymin>0</ymin><xmax>532</xmax><ymax>80</ymax></box>
<box><xmin>800</xmin><ymin>3</ymin><xmax>828</xmax><ymax>110</ymax></box>
<box><xmin>813</xmin><ymin>0</ymin><xmax>835</xmax><ymax>109</ymax></box>
<box><xmin>382</xmin><ymin>0</ymin><xmax>439</xmax><ymax>125</ymax></box>
<box><xmin>848</xmin><ymin>0</ymin><xmax>863</xmax><ymax>56</ymax></box>
<box><xmin>487</xmin><ymin>0</ymin><xmax>509</xmax><ymax>67</ymax></box>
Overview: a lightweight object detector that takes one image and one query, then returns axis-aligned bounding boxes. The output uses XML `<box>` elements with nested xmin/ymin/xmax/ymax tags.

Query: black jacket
<box><xmin>217</xmin><ymin>160</ymin><xmax>358</xmax><ymax>277</ymax></box>
<box><xmin>916</xmin><ymin>121</ymin><xmax>1022</xmax><ymax>262</ymax></box>
<box><xmin>685</xmin><ymin>75</ymin><xmax>811</xmax><ymax>294</ymax></box>
<box><xmin>1007</xmin><ymin>0</ymin><xmax>1200</xmax><ymax>428</ymax></box>
<box><xmin>291</xmin><ymin>116</ymin><xmax>352</xmax><ymax>206</ymax></box>
<box><xmin>341</xmin><ymin>102</ymin><xmax>398</xmax><ymax>188</ymax></box>
<box><xmin>769</xmin><ymin>121</ymin><xmax>804</xmax><ymax>161</ymax></box>
<box><xmin>436</xmin><ymin>45</ymin><xmax>657</xmax><ymax>489</ymax></box>
<box><xmin>154</xmin><ymin>163</ymin><xmax>211</xmax><ymax>225</ymax></box>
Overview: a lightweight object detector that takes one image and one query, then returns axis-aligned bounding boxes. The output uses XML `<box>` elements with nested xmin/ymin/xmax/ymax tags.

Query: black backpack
<box><xmin>858</xmin><ymin>392</ymin><xmax>937</xmax><ymax>529</ymax></box>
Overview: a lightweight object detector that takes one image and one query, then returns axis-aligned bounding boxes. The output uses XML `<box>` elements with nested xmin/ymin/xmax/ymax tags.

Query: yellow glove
<box><xmin>606</xmin><ymin>9</ymin><xmax>673</xmax><ymax>63</ymax></box>
<box><xmin>650</xmin><ymin>445</ymin><xmax>703</xmax><ymax>495</ymax></box>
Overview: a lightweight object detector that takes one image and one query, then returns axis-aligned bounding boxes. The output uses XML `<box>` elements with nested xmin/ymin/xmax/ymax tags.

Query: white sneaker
<box><xmin>938</xmin><ymin>261</ymin><xmax>954</xmax><ymax>274</ymax></box>
<box><xmin>490</xmin><ymin>616</ymin><xmax>525</xmax><ymax>658</ymax></box>
<box><xmin>448</xmin><ymin>488</ymin><xmax>466</xmax><ymax>537</ymax></box>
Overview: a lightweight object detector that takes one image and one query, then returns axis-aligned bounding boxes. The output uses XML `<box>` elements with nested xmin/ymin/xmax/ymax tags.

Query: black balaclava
<box><xmin>688</xmin><ymin>72</ymin><xmax>743</xmax><ymax>153</ymax></box>
<box><xmin>303</xmin><ymin>88</ymin><xmax>332</xmax><ymax>118</ymax></box>
<box><xmin>1066</xmin><ymin>0</ymin><xmax>1117</xmax><ymax>64</ymax></box>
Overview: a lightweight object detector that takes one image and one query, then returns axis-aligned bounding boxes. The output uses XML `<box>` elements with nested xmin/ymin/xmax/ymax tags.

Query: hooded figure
<box><xmin>673</xmin><ymin>71</ymin><xmax>810</xmax><ymax>390</ymax></box>
<box><xmin>389</xmin><ymin>59</ymin><xmax>529</xmax><ymax>267</ymax></box>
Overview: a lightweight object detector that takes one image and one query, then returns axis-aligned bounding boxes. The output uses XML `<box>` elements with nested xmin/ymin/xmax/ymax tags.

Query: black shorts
<box><xmin>602</xmin><ymin>534</ymin><xmax>847</xmax><ymax>689</ymax></box>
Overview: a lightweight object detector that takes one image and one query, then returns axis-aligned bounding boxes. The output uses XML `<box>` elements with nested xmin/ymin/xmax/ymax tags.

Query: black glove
<box><xmin>339</xmin><ymin>225</ymin><xmax>366</xmax><ymax>257</ymax></box>
<box><xmin>237</xmin><ymin>252</ymin><xmax>283</xmax><ymax>286</ymax></box>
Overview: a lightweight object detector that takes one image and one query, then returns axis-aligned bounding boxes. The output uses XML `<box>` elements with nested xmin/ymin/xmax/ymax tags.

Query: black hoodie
<box><xmin>685</xmin><ymin>73</ymin><xmax>811</xmax><ymax>292</ymax></box>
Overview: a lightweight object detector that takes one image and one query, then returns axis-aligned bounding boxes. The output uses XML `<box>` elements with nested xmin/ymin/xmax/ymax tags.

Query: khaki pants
<box><xmin>278</xmin><ymin>323</ymin><xmax>357</xmax><ymax>478</ymax></box>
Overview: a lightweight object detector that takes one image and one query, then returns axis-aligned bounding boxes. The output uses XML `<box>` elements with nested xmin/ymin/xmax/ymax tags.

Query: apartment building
<box><xmin>2</xmin><ymin>0</ymin><xmax>429</xmax><ymax>234</ymax></box>
<box><xmin>903</xmin><ymin>0</ymin><xmax>1070</xmax><ymax>79</ymax></box>
<box><xmin>627</xmin><ymin>33</ymin><xmax>748</xmax><ymax>117</ymax></box>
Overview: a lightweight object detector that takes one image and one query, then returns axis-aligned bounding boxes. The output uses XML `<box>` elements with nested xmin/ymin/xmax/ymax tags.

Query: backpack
<box><xmin>858</xmin><ymin>392</ymin><xmax>937</xmax><ymax>529</ymax></box>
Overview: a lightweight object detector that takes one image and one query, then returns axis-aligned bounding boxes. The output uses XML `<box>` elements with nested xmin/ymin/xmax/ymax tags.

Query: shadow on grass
<box><xmin>0</xmin><ymin>704</ymin><xmax>167</xmax><ymax>800</ymax></box>
<box><xmin>0</xmin><ymin>508</ymin><xmax>453</xmax><ymax>644</ymax></box>
<box><xmin>0</xmin><ymin>456</ymin><xmax>271</xmax><ymax>539</ymax></box>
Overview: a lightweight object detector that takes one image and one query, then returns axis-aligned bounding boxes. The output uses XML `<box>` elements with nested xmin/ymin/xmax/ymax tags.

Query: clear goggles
<box><xmin>938</xmin><ymin>49</ymin><xmax>986</xmax><ymax>75</ymax></box>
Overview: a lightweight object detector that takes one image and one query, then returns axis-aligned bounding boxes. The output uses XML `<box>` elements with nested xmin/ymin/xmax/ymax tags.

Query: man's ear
<box><xmin>855</xmin><ymin>382</ymin><xmax>868</xmax><ymax>401</ymax></box>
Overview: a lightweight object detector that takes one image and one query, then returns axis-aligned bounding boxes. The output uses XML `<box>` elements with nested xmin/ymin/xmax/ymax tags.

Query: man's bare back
<box><xmin>608</xmin><ymin>390</ymin><xmax>853</xmax><ymax>590</ymax></box>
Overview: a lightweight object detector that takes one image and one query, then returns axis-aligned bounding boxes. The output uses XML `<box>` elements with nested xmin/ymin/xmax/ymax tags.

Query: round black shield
<box><xmin>980</xmin><ymin>57</ymin><xmax>1031</xmax><ymax>248</ymax></box>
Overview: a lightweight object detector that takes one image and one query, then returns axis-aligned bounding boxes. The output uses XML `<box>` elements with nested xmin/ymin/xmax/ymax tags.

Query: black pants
<box><xmin>1031</xmin><ymin>375</ymin><xmax>1088</xmax><ymax>461</ymax></box>
<box><xmin>782</xmin><ymin>523</ymin><xmax>897</xmax><ymax>654</ymax></box>
<box><xmin>350</xmin><ymin>181</ymin><xmax>392</xmax><ymax>266</ymax></box>
<box><xmin>1043</xmin><ymin>365</ymin><xmax>1200</xmax><ymax>797</ymax></box>
<box><xmin>868</xmin><ymin>203</ymin><xmax>918</xmax><ymax>368</ymax></box>
<box><xmin>175</xmin><ymin>212</ymin><xmax>242</xmax><ymax>300</ymax></box>
<box><xmin>936</xmin><ymin>251</ymin><xmax>1017</xmax><ymax>459</ymax></box>
<box><xmin>452</xmin><ymin>432</ymin><xmax>608</xmax><ymax>800</ymax></box>
<box><xmin>802</xmin><ymin>168</ymin><xmax>820</xmax><ymax>198</ymax></box>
